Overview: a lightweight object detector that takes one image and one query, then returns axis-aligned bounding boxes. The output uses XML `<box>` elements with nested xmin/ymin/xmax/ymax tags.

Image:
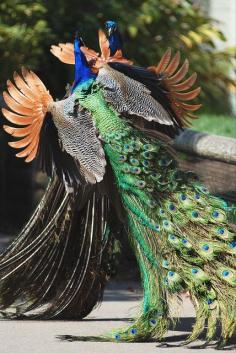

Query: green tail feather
<box><xmin>78</xmin><ymin>86</ymin><xmax>236</xmax><ymax>345</ymax></box>
<box><xmin>101</xmin><ymin>127</ymin><xmax>236</xmax><ymax>344</ymax></box>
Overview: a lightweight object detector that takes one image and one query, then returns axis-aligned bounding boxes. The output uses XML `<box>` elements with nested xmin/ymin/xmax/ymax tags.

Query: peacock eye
<box><xmin>141</xmin><ymin>160</ymin><xmax>150</xmax><ymax>167</ymax></box>
<box><xmin>149</xmin><ymin>319</ymin><xmax>157</xmax><ymax>326</ymax></box>
<box><xmin>168</xmin><ymin>271</ymin><xmax>175</xmax><ymax>277</ymax></box>
<box><xmin>130</xmin><ymin>328</ymin><xmax>137</xmax><ymax>335</ymax></box>
<box><xmin>202</xmin><ymin>244</ymin><xmax>209</xmax><ymax>251</ymax></box>
<box><xmin>159</xmin><ymin>208</ymin><xmax>165</xmax><ymax>215</ymax></box>
<box><xmin>168</xmin><ymin>203</ymin><xmax>176</xmax><ymax>211</ymax></box>
<box><xmin>130</xmin><ymin>157</ymin><xmax>139</xmax><ymax>166</ymax></box>
<box><xmin>217</xmin><ymin>227</ymin><xmax>224</xmax><ymax>235</ymax></box>
<box><xmin>212</xmin><ymin>211</ymin><xmax>219</xmax><ymax>218</ymax></box>
<box><xmin>229</xmin><ymin>242</ymin><xmax>236</xmax><ymax>249</ymax></box>
<box><xmin>114</xmin><ymin>333</ymin><xmax>121</xmax><ymax>340</ymax></box>
<box><xmin>131</xmin><ymin>167</ymin><xmax>141</xmax><ymax>175</ymax></box>
<box><xmin>192</xmin><ymin>211</ymin><xmax>199</xmax><ymax>218</ymax></box>
<box><xmin>135</xmin><ymin>180</ymin><xmax>146</xmax><ymax>189</ymax></box>
<box><xmin>191</xmin><ymin>268</ymin><xmax>199</xmax><ymax>274</ymax></box>
<box><xmin>118</xmin><ymin>155</ymin><xmax>127</xmax><ymax>162</ymax></box>
<box><xmin>180</xmin><ymin>194</ymin><xmax>187</xmax><ymax>201</ymax></box>
<box><xmin>222</xmin><ymin>270</ymin><xmax>229</xmax><ymax>277</ymax></box>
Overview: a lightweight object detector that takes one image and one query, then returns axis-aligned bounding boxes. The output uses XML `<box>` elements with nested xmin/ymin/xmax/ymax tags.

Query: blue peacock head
<box><xmin>105</xmin><ymin>20</ymin><xmax>118</xmax><ymax>36</ymax></box>
<box><xmin>72</xmin><ymin>31</ymin><xmax>96</xmax><ymax>92</ymax></box>
<box><xmin>105</xmin><ymin>20</ymin><xmax>123</xmax><ymax>55</ymax></box>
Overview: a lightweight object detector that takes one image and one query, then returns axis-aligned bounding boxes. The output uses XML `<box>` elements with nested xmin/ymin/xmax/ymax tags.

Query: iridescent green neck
<box><xmin>76</xmin><ymin>84</ymin><xmax>128</xmax><ymax>137</ymax></box>
<box><xmin>73</xmin><ymin>78</ymin><xmax>95</xmax><ymax>93</ymax></box>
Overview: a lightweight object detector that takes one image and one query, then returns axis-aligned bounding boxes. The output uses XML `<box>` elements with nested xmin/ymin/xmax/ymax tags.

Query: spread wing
<box><xmin>50</xmin><ymin>43</ymin><xmax>99</xmax><ymax>65</ymax></box>
<box><xmin>148</xmin><ymin>48</ymin><xmax>201</xmax><ymax>126</ymax></box>
<box><xmin>2</xmin><ymin>68</ymin><xmax>104</xmax><ymax>185</ymax></box>
<box><xmin>52</xmin><ymin>98</ymin><xmax>106</xmax><ymax>184</ymax></box>
<box><xmin>50</xmin><ymin>30</ymin><xmax>132</xmax><ymax>69</ymax></box>
<box><xmin>2</xmin><ymin>68</ymin><xmax>53</xmax><ymax>162</ymax></box>
<box><xmin>96</xmin><ymin>64</ymin><xmax>174</xmax><ymax>126</ymax></box>
<box><xmin>37</xmin><ymin>115</ymin><xmax>86</xmax><ymax>185</ymax></box>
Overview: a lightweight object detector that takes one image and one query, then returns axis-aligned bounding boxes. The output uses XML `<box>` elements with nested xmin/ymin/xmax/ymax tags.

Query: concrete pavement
<box><xmin>0</xmin><ymin>282</ymin><xmax>235</xmax><ymax>353</ymax></box>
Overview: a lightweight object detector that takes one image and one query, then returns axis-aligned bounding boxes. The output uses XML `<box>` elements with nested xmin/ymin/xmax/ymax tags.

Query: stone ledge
<box><xmin>174</xmin><ymin>129</ymin><xmax>236</xmax><ymax>164</ymax></box>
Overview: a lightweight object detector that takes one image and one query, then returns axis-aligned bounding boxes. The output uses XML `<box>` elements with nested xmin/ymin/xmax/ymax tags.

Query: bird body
<box><xmin>46</xmin><ymin>64</ymin><xmax>236</xmax><ymax>344</ymax></box>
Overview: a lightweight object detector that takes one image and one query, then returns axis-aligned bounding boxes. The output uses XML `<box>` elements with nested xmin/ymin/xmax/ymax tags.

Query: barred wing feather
<box><xmin>96</xmin><ymin>64</ymin><xmax>174</xmax><ymax>126</ymax></box>
<box><xmin>51</xmin><ymin>99</ymin><xmax>106</xmax><ymax>184</ymax></box>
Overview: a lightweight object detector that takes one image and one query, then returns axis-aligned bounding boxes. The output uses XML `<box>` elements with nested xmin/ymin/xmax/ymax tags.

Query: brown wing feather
<box><xmin>59</xmin><ymin>43</ymin><xmax>73</xmax><ymax>54</ymax></box>
<box><xmin>172</xmin><ymin>87</ymin><xmax>201</xmax><ymax>101</ymax></box>
<box><xmin>166</xmin><ymin>60</ymin><xmax>190</xmax><ymax>84</ymax></box>
<box><xmin>15</xmin><ymin>136</ymin><xmax>39</xmax><ymax>159</ymax></box>
<box><xmin>3</xmin><ymin>92</ymin><xmax>32</xmax><ymax>115</ymax></box>
<box><xmin>165</xmin><ymin>51</ymin><xmax>181</xmax><ymax>75</ymax></box>
<box><xmin>154</xmin><ymin>48</ymin><xmax>172</xmax><ymax>73</ymax></box>
<box><xmin>3</xmin><ymin>124</ymin><xmax>36</xmax><ymax>137</ymax></box>
<box><xmin>178</xmin><ymin>102</ymin><xmax>202</xmax><ymax>111</ymax></box>
<box><xmin>50</xmin><ymin>31</ymin><xmax>133</xmax><ymax>68</ymax></box>
<box><xmin>98</xmin><ymin>29</ymin><xmax>110</xmax><ymax>61</ymax></box>
<box><xmin>6</xmin><ymin>80</ymin><xmax>33</xmax><ymax>108</ymax></box>
<box><xmin>25</xmin><ymin>142</ymin><xmax>39</xmax><ymax>162</ymax></box>
<box><xmin>108</xmin><ymin>49</ymin><xmax>133</xmax><ymax>66</ymax></box>
<box><xmin>50</xmin><ymin>43</ymin><xmax>99</xmax><ymax>65</ymax></box>
<box><xmin>13</xmin><ymin>72</ymin><xmax>37</xmax><ymax>100</ymax></box>
<box><xmin>150</xmin><ymin>50</ymin><xmax>201</xmax><ymax>126</ymax></box>
<box><xmin>171</xmin><ymin>73</ymin><xmax>197</xmax><ymax>92</ymax></box>
<box><xmin>50</xmin><ymin>45</ymin><xmax>75</xmax><ymax>64</ymax></box>
<box><xmin>81</xmin><ymin>46</ymin><xmax>99</xmax><ymax>61</ymax></box>
<box><xmin>8</xmin><ymin>123</ymin><xmax>41</xmax><ymax>149</ymax></box>
<box><xmin>2</xmin><ymin>109</ymin><xmax>34</xmax><ymax>125</ymax></box>
<box><xmin>2</xmin><ymin>68</ymin><xmax>53</xmax><ymax>162</ymax></box>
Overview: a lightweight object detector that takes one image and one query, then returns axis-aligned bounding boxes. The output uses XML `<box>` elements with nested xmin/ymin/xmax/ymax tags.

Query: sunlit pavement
<box><xmin>0</xmin><ymin>281</ymin><xmax>235</xmax><ymax>353</ymax></box>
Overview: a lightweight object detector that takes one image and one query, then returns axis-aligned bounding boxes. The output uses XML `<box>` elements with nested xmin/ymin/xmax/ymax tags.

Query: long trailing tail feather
<box><xmin>86</xmin><ymin>125</ymin><xmax>236</xmax><ymax>345</ymax></box>
<box><xmin>0</xmin><ymin>176</ymin><xmax>112</xmax><ymax>319</ymax></box>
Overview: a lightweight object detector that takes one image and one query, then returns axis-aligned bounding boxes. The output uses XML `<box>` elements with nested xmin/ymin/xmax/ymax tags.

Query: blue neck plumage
<box><xmin>109</xmin><ymin>31</ymin><xmax>122</xmax><ymax>56</ymax></box>
<box><xmin>72</xmin><ymin>38</ymin><xmax>96</xmax><ymax>92</ymax></box>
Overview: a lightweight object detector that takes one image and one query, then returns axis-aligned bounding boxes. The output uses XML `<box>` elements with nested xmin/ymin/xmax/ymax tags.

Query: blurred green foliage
<box><xmin>0</xmin><ymin>0</ymin><xmax>235</xmax><ymax>113</ymax></box>
<box><xmin>192</xmin><ymin>114</ymin><xmax>236</xmax><ymax>138</ymax></box>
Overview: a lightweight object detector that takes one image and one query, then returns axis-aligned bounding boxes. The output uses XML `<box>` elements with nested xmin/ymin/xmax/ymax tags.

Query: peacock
<box><xmin>0</xmin><ymin>36</ymin><xmax>123</xmax><ymax>321</ymax></box>
<box><xmin>1</xmin><ymin>27</ymin><xmax>236</xmax><ymax>348</ymax></box>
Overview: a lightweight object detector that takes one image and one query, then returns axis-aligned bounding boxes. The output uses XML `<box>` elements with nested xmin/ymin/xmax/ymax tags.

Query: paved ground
<box><xmin>0</xmin><ymin>281</ymin><xmax>235</xmax><ymax>353</ymax></box>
